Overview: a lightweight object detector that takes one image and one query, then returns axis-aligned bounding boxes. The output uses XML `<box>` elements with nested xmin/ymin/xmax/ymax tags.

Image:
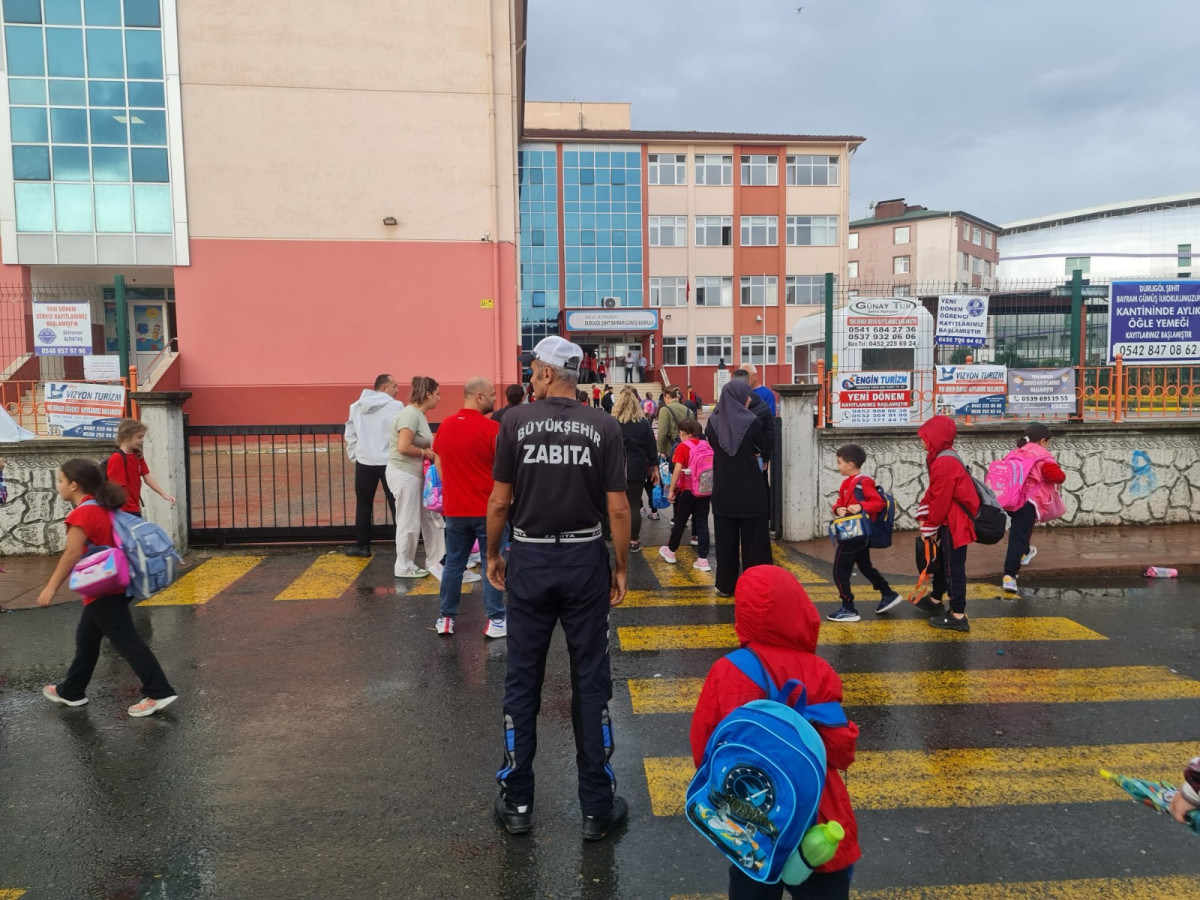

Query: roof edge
<box><xmin>522</xmin><ymin>127</ymin><xmax>866</xmax><ymax>146</ymax></box>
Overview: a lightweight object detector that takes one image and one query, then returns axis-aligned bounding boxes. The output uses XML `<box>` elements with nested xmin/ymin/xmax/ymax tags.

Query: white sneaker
<box><xmin>659</xmin><ymin>546</ymin><xmax>677</xmax><ymax>564</ymax></box>
<box><xmin>692</xmin><ymin>558</ymin><xmax>711</xmax><ymax>572</ymax></box>
<box><xmin>1002</xmin><ymin>574</ymin><xmax>1018</xmax><ymax>593</ymax></box>
<box><xmin>128</xmin><ymin>695</ymin><xmax>177</xmax><ymax>718</ymax></box>
<box><xmin>429</xmin><ymin>562</ymin><xmax>445</xmax><ymax>581</ymax></box>
<box><xmin>1020</xmin><ymin>546</ymin><xmax>1037</xmax><ymax>567</ymax></box>
<box><xmin>467</xmin><ymin>553</ymin><xmax>481</xmax><ymax>569</ymax></box>
<box><xmin>484</xmin><ymin>618</ymin><xmax>508</xmax><ymax>639</ymax></box>
<box><xmin>395</xmin><ymin>566</ymin><xmax>429</xmax><ymax>579</ymax></box>
<box><xmin>436</xmin><ymin>616</ymin><xmax>454</xmax><ymax>635</ymax></box>
<box><xmin>463</xmin><ymin>569</ymin><xmax>482</xmax><ymax>583</ymax></box>
<box><xmin>43</xmin><ymin>685</ymin><xmax>87</xmax><ymax>707</ymax></box>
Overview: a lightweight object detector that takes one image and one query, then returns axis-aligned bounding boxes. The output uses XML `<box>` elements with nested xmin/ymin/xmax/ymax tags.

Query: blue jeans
<box><xmin>439</xmin><ymin>516</ymin><xmax>505</xmax><ymax>620</ymax></box>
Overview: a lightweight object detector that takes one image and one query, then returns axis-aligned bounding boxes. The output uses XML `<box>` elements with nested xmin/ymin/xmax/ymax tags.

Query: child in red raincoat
<box><xmin>690</xmin><ymin>565</ymin><xmax>861</xmax><ymax>899</ymax></box>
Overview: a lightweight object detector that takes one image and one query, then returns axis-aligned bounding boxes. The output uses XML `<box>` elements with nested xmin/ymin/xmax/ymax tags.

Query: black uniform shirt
<box><xmin>494</xmin><ymin>396</ymin><xmax>627</xmax><ymax>534</ymax></box>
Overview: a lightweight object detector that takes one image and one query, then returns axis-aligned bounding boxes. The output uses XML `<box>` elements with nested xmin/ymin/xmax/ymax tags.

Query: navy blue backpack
<box><xmin>686</xmin><ymin>648</ymin><xmax>847</xmax><ymax>884</ymax></box>
<box><xmin>855</xmin><ymin>479</ymin><xmax>895</xmax><ymax>549</ymax></box>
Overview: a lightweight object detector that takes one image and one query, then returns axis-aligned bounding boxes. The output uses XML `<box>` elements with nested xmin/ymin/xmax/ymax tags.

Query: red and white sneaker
<box><xmin>43</xmin><ymin>685</ymin><xmax>87</xmax><ymax>707</ymax></box>
<box><xmin>436</xmin><ymin>616</ymin><xmax>455</xmax><ymax>635</ymax></box>
<box><xmin>128</xmin><ymin>695</ymin><xmax>177</xmax><ymax>718</ymax></box>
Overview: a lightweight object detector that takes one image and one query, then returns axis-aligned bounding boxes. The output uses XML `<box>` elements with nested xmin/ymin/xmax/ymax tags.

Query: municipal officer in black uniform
<box><xmin>486</xmin><ymin>335</ymin><xmax>631</xmax><ymax>841</ymax></box>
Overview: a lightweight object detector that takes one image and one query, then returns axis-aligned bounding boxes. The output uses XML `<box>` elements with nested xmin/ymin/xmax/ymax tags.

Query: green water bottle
<box><xmin>780</xmin><ymin>821</ymin><xmax>844</xmax><ymax>886</ymax></box>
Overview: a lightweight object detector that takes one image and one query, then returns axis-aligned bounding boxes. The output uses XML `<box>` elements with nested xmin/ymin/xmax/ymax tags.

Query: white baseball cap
<box><xmin>524</xmin><ymin>336</ymin><xmax>583</xmax><ymax>371</ymax></box>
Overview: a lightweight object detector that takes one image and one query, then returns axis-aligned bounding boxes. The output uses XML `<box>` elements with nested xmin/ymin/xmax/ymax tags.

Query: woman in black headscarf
<box><xmin>704</xmin><ymin>379</ymin><xmax>772</xmax><ymax>596</ymax></box>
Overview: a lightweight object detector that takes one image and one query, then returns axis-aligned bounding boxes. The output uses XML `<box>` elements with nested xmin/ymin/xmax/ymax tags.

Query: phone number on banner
<box><xmin>1112</xmin><ymin>342</ymin><xmax>1200</xmax><ymax>359</ymax></box>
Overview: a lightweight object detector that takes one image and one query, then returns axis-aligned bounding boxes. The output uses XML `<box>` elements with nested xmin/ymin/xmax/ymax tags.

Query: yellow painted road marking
<box><xmin>646</xmin><ymin>741</ymin><xmax>1194</xmax><ymax>815</ymax></box>
<box><xmin>0</xmin><ymin>891</ymin><xmax>27</xmax><ymax>899</ymax></box>
<box><xmin>275</xmin><ymin>554</ymin><xmax>371</xmax><ymax>601</ymax></box>
<box><xmin>621</xmin><ymin>582</ymin><xmax>997</xmax><ymax>608</ymax></box>
<box><xmin>641</xmin><ymin>546</ymin><xmax>713</xmax><ymax>588</ymax></box>
<box><xmin>137</xmin><ymin>556</ymin><xmax>265</xmax><ymax>606</ymax></box>
<box><xmin>672</xmin><ymin>875</ymin><xmax>1200</xmax><ymax>900</ymax></box>
<box><xmin>771</xmin><ymin>544</ymin><xmax>828</xmax><ymax>583</ymax></box>
<box><xmin>628</xmin><ymin>666</ymin><xmax>1200</xmax><ymax>714</ymax></box>
<box><xmin>618</xmin><ymin>617</ymin><xmax>1105</xmax><ymax>651</ymax></box>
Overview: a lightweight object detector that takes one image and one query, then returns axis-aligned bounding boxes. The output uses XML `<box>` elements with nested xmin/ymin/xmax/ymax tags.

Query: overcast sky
<box><xmin>526</xmin><ymin>0</ymin><xmax>1199</xmax><ymax>226</ymax></box>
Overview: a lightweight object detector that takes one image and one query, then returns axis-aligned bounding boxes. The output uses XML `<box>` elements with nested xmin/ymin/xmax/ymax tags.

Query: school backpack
<box><xmin>985</xmin><ymin>450</ymin><xmax>1034</xmax><ymax>512</ymax></box>
<box><xmin>688</xmin><ymin>439</ymin><xmax>715</xmax><ymax>497</ymax></box>
<box><xmin>686</xmin><ymin>648</ymin><xmax>847</xmax><ymax>884</ymax></box>
<box><xmin>936</xmin><ymin>449</ymin><xmax>1006</xmax><ymax>545</ymax></box>
<box><xmin>854</xmin><ymin>480</ymin><xmax>895</xmax><ymax>549</ymax></box>
<box><xmin>111</xmin><ymin>508</ymin><xmax>182</xmax><ymax>600</ymax></box>
<box><xmin>422</xmin><ymin>460</ymin><xmax>443</xmax><ymax>512</ymax></box>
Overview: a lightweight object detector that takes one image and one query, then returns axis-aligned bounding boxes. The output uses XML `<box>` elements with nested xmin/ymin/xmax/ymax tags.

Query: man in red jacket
<box><xmin>690</xmin><ymin>565</ymin><xmax>860</xmax><ymax>898</ymax></box>
<box><xmin>915</xmin><ymin>416</ymin><xmax>979</xmax><ymax>632</ymax></box>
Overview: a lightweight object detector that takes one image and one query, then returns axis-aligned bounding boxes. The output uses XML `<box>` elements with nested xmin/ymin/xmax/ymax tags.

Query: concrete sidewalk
<box><xmin>789</xmin><ymin>523</ymin><xmax>1200</xmax><ymax>580</ymax></box>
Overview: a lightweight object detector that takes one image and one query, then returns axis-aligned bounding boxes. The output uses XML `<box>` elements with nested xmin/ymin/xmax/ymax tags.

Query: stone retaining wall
<box><xmin>0</xmin><ymin>439</ymin><xmax>114</xmax><ymax>555</ymax></box>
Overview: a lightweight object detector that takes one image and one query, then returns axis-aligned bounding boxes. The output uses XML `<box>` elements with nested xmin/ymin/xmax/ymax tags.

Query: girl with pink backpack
<box><xmin>992</xmin><ymin>423</ymin><xmax>1066</xmax><ymax>593</ymax></box>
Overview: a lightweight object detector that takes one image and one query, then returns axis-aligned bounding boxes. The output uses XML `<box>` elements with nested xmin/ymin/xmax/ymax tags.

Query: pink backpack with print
<box><xmin>687</xmin><ymin>439</ymin><xmax>715</xmax><ymax>497</ymax></box>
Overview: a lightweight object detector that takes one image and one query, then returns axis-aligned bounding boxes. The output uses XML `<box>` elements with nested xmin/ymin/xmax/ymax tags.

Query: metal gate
<box><xmin>186</xmin><ymin>423</ymin><xmax>393</xmax><ymax>546</ymax></box>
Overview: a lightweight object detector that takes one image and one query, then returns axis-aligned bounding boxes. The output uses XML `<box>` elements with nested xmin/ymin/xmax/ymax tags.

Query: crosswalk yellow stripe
<box><xmin>672</xmin><ymin>875</ymin><xmax>1200</xmax><ymax>900</ymax></box>
<box><xmin>137</xmin><ymin>556</ymin><xmax>265</xmax><ymax>606</ymax></box>
<box><xmin>645</xmin><ymin>740</ymin><xmax>1194</xmax><ymax>815</ymax></box>
<box><xmin>621</xmin><ymin>582</ymin><xmax>997</xmax><ymax>608</ymax></box>
<box><xmin>771</xmin><ymin>544</ymin><xmax>828</xmax><ymax>584</ymax></box>
<box><xmin>0</xmin><ymin>890</ymin><xmax>27</xmax><ymax>899</ymax></box>
<box><xmin>275</xmin><ymin>554</ymin><xmax>371</xmax><ymax>601</ymax></box>
<box><xmin>618</xmin><ymin>617</ymin><xmax>1105</xmax><ymax>651</ymax></box>
<box><xmin>640</xmin><ymin>545</ymin><xmax>713</xmax><ymax>588</ymax></box>
<box><xmin>628</xmin><ymin>666</ymin><xmax>1200</xmax><ymax>714</ymax></box>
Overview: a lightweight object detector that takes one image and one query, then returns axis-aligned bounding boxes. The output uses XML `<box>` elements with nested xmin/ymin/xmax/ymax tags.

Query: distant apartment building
<box><xmin>999</xmin><ymin>193</ymin><xmax>1200</xmax><ymax>282</ymax></box>
<box><xmin>847</xmin><ymin>199</ymin><xmax>1000</xmax><ymax>294</ymax></box>
<box><xmin>518</xmin><ymin>101</ymin><xmax>863</xmax><ymax>394</ymax></box>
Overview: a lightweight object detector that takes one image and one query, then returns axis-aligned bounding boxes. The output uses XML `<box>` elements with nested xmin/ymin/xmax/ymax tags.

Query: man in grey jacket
<box><xmin>345</xmin><ymin>374</ymin><xmax>405</xmax><ymax>557</ymax></box>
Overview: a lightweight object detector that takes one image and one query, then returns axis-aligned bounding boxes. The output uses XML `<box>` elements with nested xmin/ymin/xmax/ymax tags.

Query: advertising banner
<box><xmin>33</xmin><ymin>303</ymin><xmax>91</xmax><ymax>356</ymax></box>
<box><xmin>133</xmin><ymin>303</ymin><xmax>166</xmax><ymax>352</ymax></box>
<box><xmin>83</xmin><ymin>355</ymin><xmax>123</xmax><ymax>382</ymax></box>
<box><xmin>935</xmin><ymin>294</ymin><xmax>989</xmax><ymax>347</ymax></box>
<box><xmin>844</xmin><ymin>298</ymin><xmax>919</xmax><ymax>349</ymax></box>
<box><xmin>1007</xmin><ymin>367</ymin><xmax>1076</xmax><ymax>414</ymax></box>
<box><xmin>833</xmin><ymin>371</ymin><xmax>912</xmax><ymax>426</ymax></box>
<box><xmin>935</xmin><ymin>364</ymin><xmax>1007</xmax><ymax>416</ymax></box>
<box><xmin>1107</xmin><ymin>280</ymin><xmax>1200</xmax><ymax>364</ymax></box>
<box><xmin>44</xmin><ymin>382</ymin><xmax>126</xmax><ymax>438</ymax></box>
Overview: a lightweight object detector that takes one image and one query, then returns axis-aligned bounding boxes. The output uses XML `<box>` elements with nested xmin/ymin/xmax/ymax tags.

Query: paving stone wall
<box><xmin>0</xmin><ymin>439</ymin><xmax>115</xmax><ymax>555</ymax></box>
<box><xmin>813</xmin><ymin>422</ymin><xmax>1200</xmax><ymax>530</ymax></box>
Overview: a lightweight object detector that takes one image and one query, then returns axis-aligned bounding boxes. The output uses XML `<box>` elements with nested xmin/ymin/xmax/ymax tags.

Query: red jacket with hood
<box><xmin>917</xmin><ymin>416</ymin><xmax>978</xmax><ymax>549</ymax></box>
<box><xmin>689</xmin><ymin>566</ymin><xmax>861</xmax><ymax>873</ymax></box>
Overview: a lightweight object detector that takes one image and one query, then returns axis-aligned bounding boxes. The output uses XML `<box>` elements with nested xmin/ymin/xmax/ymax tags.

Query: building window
<box><xmin>695</xmin><ymin>275</ymin><xmax>733</xmax><ymax>307</ymax></box>
<box><xmin>785</xmin><ymin>155</ymin><xmax>838</xmax><ymax>186</ymax></box>
<box><xmin>847</xmin><ymin>260</ymin><xmax>859</xmax><ymax>279</ymax></box>
<box><xmin>972</xmin><ymin>226</ymin><xmax>982</xmax><ymax>245</ymax></box>
<box><xmin>696</xmin><ymin>335</ymin><xmax>733</xmax><ymax>365</ymax></box>
<box><xmin>1179</xmin><ymin>244</ymin><xmax>1192</xmax><ymax>267</ymax></box>
<box><xmin>740</xmin><ymin>275</ymin><xmax>778</xmax><ymax>306</ymax></box>
<box><xmin>892</xmin><ymin>285</ymin><xmax>910</xmax><ymax>297</ymax></box>
<box><xmin>893</xmin><ymin>256</ymin><xmax>910</xmax><ymax>275</ymax></box>
<box><xmin>785</xmin><ymin>215</ymin><xmax>837</xmax><ymax>246</ymax></box>
<box><xmin>649</xmin><ymin>215</ymin><xmax>687</xmax><ymax>247</ymax></box>
<box><xmin>740</xmin><ymin>154</ymin><xmax>778</xmax><ymax>186</ymax></box>
<box><xmin>695</xmin><ymin>215</ymin><xmax>733</xmax><ymax>246</ymax></box>
<box><xmin>971</xmin><ymin>256</ymin><xmax>982</xmax><ymax>274</ymax></box>
<box><xmin>786</xmin><ymin>275</ymin><xmax>831</xmax><ymax>305</ymax></box>
<box><xmin>649</xmin><ymin>276</ymin><xmax>687</xmax><ymax>307</ymax></box>
<box><xmin>894</xmin><ymin>225</ymin><xmax>910</xmax><ymax>244</ymax></box>
<box><xmin>984</xmin><ymin>260</ymin><xmax>991</xmax><ymax>276</ymax></box>
<box><xmin>740</xmin><ymin>215</ymin><xmax>778</xmax><ymax>246</ymax></box>
<box><xmin>740</xmin><ymin>335</ymin><xmax>778</xmax><ymax>365</ymax></box>
<box><xmin>848</xmin><ymin>232</ymin><xmax>859</xmax><ymax>250</ymax></box>
<box><xmin>662</xmin><ymin>335</ymin><xmax>687</xmax><ymax>366</ymax></box>
<box><xmin>984</xmin><ymin>231</ymin><xmax>993</xmax><ymax>249</ymax></box>
<box><xmin>962</xmin><ymin>222</ymin><xmax>971</xmax><ymax>240</ymax></box>
<box><xmin>1064</xmin><ymin>256</ymin><xmax>1090</xmax><ymax>276</ymax></box>
<box><xmin>648</xmin><ymin>152</ymin><xmax>686</xmax><ymax>185</ymax></box>
<box><xmin>695</xmin><ymin>154</ymin><xmax>732</xmax><ymax>185</ymax></box>
<box><xmin>961</xmin><ymin>252</ymin><xmax>970</xmax><ymax>271</ymax></box>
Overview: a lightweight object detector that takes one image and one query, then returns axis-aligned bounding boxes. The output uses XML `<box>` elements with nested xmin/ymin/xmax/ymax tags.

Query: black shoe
<box><xmin>715</xmin><ymin>588</ymin><xmax>734</xmax><ymax>598</ymax></box>
<box><xmin>913</xmin><ymin>594</ymin><xmax>946</xmax><ymax>616</ymax></box>
<box><xmin>344</xmin><ymin>545</ymin><xmax>372</xmax><ymax>558</ymax></box>
<box><xmin>494</xmin><ymin>795</ymin><xmax>532</xmax><ymax>835</ymax></box>
<box><xmin>581</xmin><ymin>795</ymin><xmax>628</xmax><ymax>841</ymax></box>
<box><xmin>928</xmin><ymin>612</ymin><xmax>970</xmax><ymax>632</ymax></box>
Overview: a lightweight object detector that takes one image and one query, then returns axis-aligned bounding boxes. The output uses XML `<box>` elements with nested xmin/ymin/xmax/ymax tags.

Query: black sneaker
<box><xmin>494</xmin><ymin>795</ymin><xmax>532</xmax><ymax>835</ymax></box>
<box><xmin>875</xmin><ymin>592</ymin><xmax>903</xmax><ymax>615</ymax></box>
<box><xmin>629</xmin><ymin>540</ymin><xmax>642</xmax><ymax>552</ymax></box>
<box><xmin>928</xmin><ymin>612</ymin><xmax>970</xmax><ymax>632</ymax></box>
<box><xmin>344</xmin><ymin>545</ymin><xmax>372</xmax><ymax>558</ymax></box>
<box><xmin>913</xmin><ymin>594</ymin><xmax>946</xmax><ymax>616</ymax></box>
<box><xmin>581</xmin><ymin>795</ymin><xmax>628</xmax><ymax>841</ymax></box>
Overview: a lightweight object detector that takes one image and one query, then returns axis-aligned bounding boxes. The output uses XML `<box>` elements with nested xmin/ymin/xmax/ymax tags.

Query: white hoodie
<box><xmin>345</xmin><ymin>389</ymin><xmax>405</xmax><ymax>466</ymax></box>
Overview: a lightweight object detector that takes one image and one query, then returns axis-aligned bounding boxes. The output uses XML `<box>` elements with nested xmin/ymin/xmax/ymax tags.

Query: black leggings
<box><xmin>1003</xmin><ymin>502</ymin><xmax>1037</xmax><ymax>577</ymax></box>
<box><xmin>57</xmin><ymin>593</ymin><xmax>175</xmax><ymax>701</ymax></box>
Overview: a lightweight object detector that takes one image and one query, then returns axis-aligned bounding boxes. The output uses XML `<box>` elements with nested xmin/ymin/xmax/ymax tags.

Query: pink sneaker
<box><xmin>128</xmin><ymin>695</ymin><xmax>177</xmax><ymax>718</ymax></box>
<box><xmin>43</xmin><ymin>684</ymin><xmax>87</xmax><ymax>707</ymax></box>
<box><xmin>658</xmin><ymin>546</ymin><xmax>677</xmax><ymax>564</ymax></box>
<box><xmin>692</xmin><ymin>558</ymin><xmax>711</xmax><ymax>572</ymax></box>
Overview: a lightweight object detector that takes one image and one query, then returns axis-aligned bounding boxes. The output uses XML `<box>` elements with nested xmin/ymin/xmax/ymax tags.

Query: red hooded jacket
<box><xmin>689</xmin><ymin>566</ymin><xmax>861</xmax><ymax>873</ymax></box>
<box><xmin>917</xmin><ymin>416</ymin><xmax>978</xmax><ymax>549</ymax></box>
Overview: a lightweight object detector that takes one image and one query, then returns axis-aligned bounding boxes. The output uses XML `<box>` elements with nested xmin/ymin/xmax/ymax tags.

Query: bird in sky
<box><xmin>795</xmin><ymin>6</ymin><xmax>803</xmax><ymax>12</ymax></box>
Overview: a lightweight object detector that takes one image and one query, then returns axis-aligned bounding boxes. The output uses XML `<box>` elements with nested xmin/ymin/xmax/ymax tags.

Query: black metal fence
<box><xmin>186</xmin><ymin>423</ymin><xmax>394</xmax><ymax>546</ymax></box>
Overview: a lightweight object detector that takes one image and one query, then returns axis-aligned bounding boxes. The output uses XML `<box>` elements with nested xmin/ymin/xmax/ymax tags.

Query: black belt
<box><xmin>511</xmin><ymin>525</ymin><xmax>603</xmax><ymax>545</ymax></box>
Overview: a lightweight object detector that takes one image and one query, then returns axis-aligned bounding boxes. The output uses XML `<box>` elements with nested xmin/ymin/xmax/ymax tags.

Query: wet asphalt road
<box><xmin>1</xmin><ymin>536</ymin><xmax>1199</xmax><ymax>900</ymax></box>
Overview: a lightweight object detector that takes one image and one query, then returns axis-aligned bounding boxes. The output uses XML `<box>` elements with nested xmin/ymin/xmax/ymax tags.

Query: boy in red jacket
<box><xmin>915</xmin><ymin>416</ymin><xmax>979</xmax><ymax>632</ymax></box>
<box><xmin>690</xmin><ymin>565</ymin><xmax>860</xmax><ymax>899</ymax></box>
<box><xmin>828</xmin><ymin>444</ymin><xmax>900</xmax><ymax>622</ymax></box>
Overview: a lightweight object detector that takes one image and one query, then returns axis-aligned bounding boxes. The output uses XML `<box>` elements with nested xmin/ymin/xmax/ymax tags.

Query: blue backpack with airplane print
<box><xmin>686</xmin><ymin>648</ymin><xmax>847</xmax><ymax>884</ymax></box>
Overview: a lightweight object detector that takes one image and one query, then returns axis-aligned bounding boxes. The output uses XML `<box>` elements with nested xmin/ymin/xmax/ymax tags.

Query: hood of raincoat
<box><xmin>733</xmin><ymin>564</ymin><xmax>819</xmax><ymax>654</ymax></box>
<box><xmin>918</xmin><ymin>414</ymin><xmax>957</xmax><ymax>466</ymax></box>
